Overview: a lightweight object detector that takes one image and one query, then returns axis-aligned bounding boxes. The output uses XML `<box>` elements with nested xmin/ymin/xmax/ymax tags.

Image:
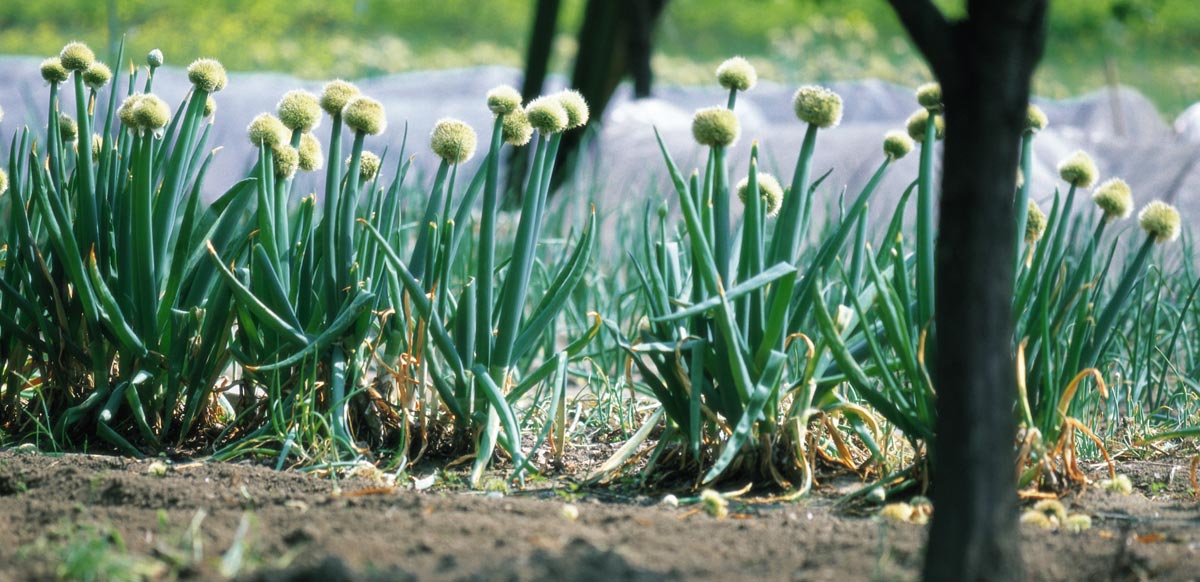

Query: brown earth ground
<box><xmin>0</xmin><ymin>448</ymin><xmax>1197</xmax><ymax>582</ymax></box>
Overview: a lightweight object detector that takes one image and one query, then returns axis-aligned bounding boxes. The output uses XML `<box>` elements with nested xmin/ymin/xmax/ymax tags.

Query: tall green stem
<box><xmin>916</xmin><ymin>112</ymin><xmax>938</xmax><ymax>331</ymax></box>
<box><xmin>476</xmin><ymin>116</ymin><xmax>505</xmax><ymax>366</ymax></box>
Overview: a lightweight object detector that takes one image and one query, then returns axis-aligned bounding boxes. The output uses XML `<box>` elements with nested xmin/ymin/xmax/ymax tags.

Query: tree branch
<box><xmin>886</xmin><ymin>0</ymin><xmax>954</xmax><ymax>77</ymax></box>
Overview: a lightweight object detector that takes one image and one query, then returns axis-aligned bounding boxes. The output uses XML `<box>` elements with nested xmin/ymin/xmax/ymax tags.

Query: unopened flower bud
<box><xmin>716</xmin><ymin>56</ymin><xmax>757</xmax><ymax>92</ymax></box>
<box><xmin>692</xmin><ymin>106</ymin><xmax>739</xmax><ymax>147</ymax></box>
<box><xmin>525</xmin><ymin>96</ymin><xmax>569</xmax><ymax>134</ymax></box>
<box><xmin>342</xmin><ymin>96</ymin><xmax>387</xmax><ymax>135</ymax></box>
<box><xmin>430</xmin><ymin>118</ymin><xmax>477</xmax><ymax>164</ymax></box>
<box><xmin>82</xmin><ymin>62</ymin><xmax>112</xmax><ymax>90</ymax></box>
<box><xmin>915</xmin><ymin>82</ymin><xmax>942</xmax><ymax>111</ymax></box>
<box><xmin>486</xmin><ymin>85</ymin><xmax>522</xmax><ymax>115</ymax></box>
<box><xmin>272</xmin><ymin>144</ymin><xmax>299</xmax><ymax>179</ymax></box>
<box><xmin>883</xmin><ymin>130</ymin><xmax>914</xmax><ymax>160</ymax></box>
<box><xmin>793</xmin><ymin>85</ymin><xmax>843</xmax><ymax>128</ymax></box>
<box><xmin>1138</xmin><ymin>201</ymin><xmax>1181</xmax><ymax>244</ymax></box>
<box><xmin>247</xmin><ymin>113</ymin><xmax>289</xmax><ymax>148</ymax></box>
<box><xmin>58</xmin><ymin>114</ymin><xmax>78</xmax><ymax>143</ymax></box>
<box><xmin>298</xmin><ymin>133</ymin><xmax>323</xmax><ymax>172</ymax></box>
<box><xmin>187</xmin><ymin>58</ymin><xmax>228</xmax><ymax>93</ymax></box>
<box><xmin>59</xmin><ymin>41</ymin><xmax>95</xmax><ymax>72</ymax></box>
<box><xmin>277</xmin><ymin>90</ymin><xmax>322</xmax><ymax>132</ymax></box>
<box><xmin>1092</xmin><ymin>178</ymin><xmax>1133</xmax><ymax>221</ymax></box>
<box><xmin>501</xmin><ymin>108</ymin><xmax>534</xmax><ymax>147</ymax></box>
<box><xmin>321</xmin><ymin>79</ymin><xmax>360</xmax><ymax>116</ymax></box>
<box><xmin>40</xmin><ymin>57</ymin><xmax>69</xmax><ymax>84</ymax></box>
<box><xmin>1057</xmin><ymin>150</ymin><xmax>1098</xmax><ymax>189</ymax></box>
<box><xmin>556</xmin><ymin>89</ymin><xmax>589</xmax><ymax>129</ymax></box>
<box><xmin>905</xmin><ymin>108</ymin><xmax>945</xmax><ymax>142</ymax></box>
<box><xmin>736</xmin><ymin>173</ymin><xmax>784</xmax><ymax>217</ymax></box>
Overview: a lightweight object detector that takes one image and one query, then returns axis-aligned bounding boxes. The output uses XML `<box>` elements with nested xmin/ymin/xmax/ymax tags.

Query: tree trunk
<box><xmin>509</xmin><ymin>0</ymin><xmax>667</xmax><ymax>204</ymax></box>
<box><xmin>886</xmin><ymin>1</ymin><xmax>1047</xmax><ymax>581</ymax></box>
<box><xmin>507</xmin><ymin>0</ymin><xmax>563</xmax><ymax>205</ymax></box>
<box><xmin>550</xmin><ymin>0</ymin><xmax>666</xmax><ymax>193</ymax></box>
<box><xmin>520</xmin><ymin>0</ymin><xmax>562</xmax><ymax>108</ymax></box>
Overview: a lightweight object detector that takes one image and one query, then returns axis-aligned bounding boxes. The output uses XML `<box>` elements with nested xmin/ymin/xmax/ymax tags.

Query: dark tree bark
<box><xmin>885</xmin><ymin>1</ymin><xmax>1047</xmax><ymax>581</ymax></box>
<box><xmin>552</xmin><ymin>0</ymin><xmax>664</xmax><ymax>193</ymax></box>
<box><xmin>510</xmin><ymin>0</ymin><xmax>667</xmax><ymax>203</ymax></box>
<box><xmin>520</xmin><ymin>0</ymin><xmax>562</xmax><ymax>110</ymax></box>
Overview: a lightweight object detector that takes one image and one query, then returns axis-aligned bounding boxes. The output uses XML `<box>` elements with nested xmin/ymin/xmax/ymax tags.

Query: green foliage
<box><xmin>0</xmin><ymin>44</ymin><xmax>598</xmax><ymax>486</ymax></box>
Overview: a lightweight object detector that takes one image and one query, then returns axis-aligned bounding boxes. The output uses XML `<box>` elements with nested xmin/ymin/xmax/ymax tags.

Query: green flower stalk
<box><xmin>718</xmin><ymin>56</ymin><xmax>756</xmax><ymax>109</ymax></box>
<box><xmin>247</xmin><ymin>113</ymin><xmax>289</xmax><ymax>148</ymax></box>
<box><xmin>1026</xmin><ymin>104</ymin><xmax>1048</xmax><ymax>133</ymax></box>
<box><xmin>916</xmin><ymin>82</ymin><xmax>942</xmax><ymax>111</ymax></box>
<box><xmin>330</xmin><ymin>91</ymin><xmax>388</xmax><ymax>450</ymax></box>
<box><xmin>906</xmin><ymin>104</ymin><xmax>943</xmax><ymax>329</ymax></box>
<box><xmin>272</xmin><ymin>144</ymin><xmax>299</xmax><ymax>179</ymax></box>
<box><xmin>342</xmin><ymin>96</ymin><xmax>387</xmax><ymax>135</ymax></box>
<box><xmin>1025</xmin><ymin>201</ymin><xmax>1046</xmax><ymax>244</ymax></box>
<box><xmin>41</xmin><ymin>56</ymin><xmax>69</xmax><ymax>190</ymax></box>
<box><xmin>298</xmin><ymin>132</ymin><xmax>323</xmax><ymax>172</ymax></box>
<box><xmin>1014</xmin><ymin>103</ymin><xmax>1047</xmax><ymax>273</ymax></box>
<box><xmin>320</xmin><ymin>79</ymin><xmax>360</xmax><ymax>116</ymax></box>
<box><xmin>59</xmin><ymin>42</ymin><xmax>102</xmax><ymax>243</ymax></box>
<box><xmin>40</xmin><ymin>58</ymin><xmax>68</xmax><ymax>84</ymax></box>
<box><xmin>525</xmin><ymin>96</ymin><xmax>569</xmax><ymax>134</ymax></box>
<box><xmin>768</xmin><ymin>85</ymin><xmax>844</xmax><ymax>296</ymax></box>
<box><xmin>59</xmin><ymin>41</ymin><xmax>95</xmax><ymax>72</ymax></box>
<box><xmin>691</xmin><ymin>106</ymin><xmax>740</xmax><ymax>147</ymax></box>
<box><xmin>318</xmin><ymin>79</ymin><xmax>360</xmax><ymax>328</ymax></box>
<box><xmin>692</xmin><ymin>105</ymin><xmax>739</xmax><ymax>280</ymax></box>
<box><xmin>473</xmin><ymin>86</ymin><xmax>528</xmax><ymax>370</ymax></box>
<box><xmin>58</xmin><ymin>113</ymin><xmax>78</xmax><ymax>143</ymax></box>
<box><xmin>793</xmin><ymin>85</ymin><xmax>843</xmax><ymax>129</ymax></box>
<box><xmin>187</xmin><ymin>58</ymin><xmax>228</xmax><ymax>93</ymax></box>
<box><xmin>501</xmin><ymin>108</ymin><xmax>534</xmax><ymax>146</ymax></box>
<box><xmin>486</xmin><ymin>85</ymin><xmax>522</xmax><ymax>115</ymax></box>
<box><xmin>1088</xmin><ymin>199</ymin><xmax>1183</xmax><ymax>366</ymax></box>
<box><xmin>146</xmin><ymin>49</ymin><xmax>164</xmax><ymax>89</ymax></box>
<box><xmin>556</xmin><ymin>90</ymin><xmax>589</xmax><ymax>129</ymax></box>
<box><xmin>1138</xmin><ymin>200</ymin><xmax>1181</xmax><ymax>244</ymax></box>
<box><xmin>883</xmin><ymin>130</ymin><xmax>914</xmax><ymax>160</ymax></box>
<box><xmin>1093</xmin><ymin>178</ymin><xmax>1133</xmax><ymax>222</ymax></box>
<box><xmin>277</xmin><ymin>90</ymin><xmax>322</xmax><ymax>133</ymax></box>
<box><xmin>1057</xmin><ymin>150</ymin><xmax>1098</xmax><ymax>189</ymax></box>
<box><xmin>336</xmin><ymin>93</ymin><xmax>386</xmax><ymax>295</ymax></box>
<box><xmin>905</xmin><ymin>109</ymin><xmax>945</xmax><ymax>142</ymax></box>
<box><xmin>430</xmin><ymin>118</ymin><xmax>478</xmax><ymax>164</ymax></box>
<box><xmin>736</xmin><ymin>173</ymin><xmax>784</xmax><ymax>217</ymax></box>
<box><xmin>82</xmin><ymin>62</ymin><xmax>111</xmax><ymax>90</ymax></box>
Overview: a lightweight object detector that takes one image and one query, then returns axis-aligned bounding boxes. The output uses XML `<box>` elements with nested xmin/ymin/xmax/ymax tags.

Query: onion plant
<box><xmin>362</xmin><ymin>88</ymin><xmax>598</xmax><ymax>484</ymax></box>
<box><xmin>605</xmin><ymin>59</ymin><xmax>918</xmax><ymax>488</ymax></box>
<box><xmin>205</xmin><ymin>80</ymin><xmax>596</xmax><ymax>482</ymax></box>
<box><xmin>0</xmin><ymin>43</ymin><xmax>245</xmax><ymax>453</ymax></box>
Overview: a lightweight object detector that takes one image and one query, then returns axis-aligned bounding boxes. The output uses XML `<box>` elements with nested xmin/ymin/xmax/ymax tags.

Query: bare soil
<box><xmin>0</xmin><ymin>449</ymin><xmax>1197</xmax><ymax>581</ymax></box>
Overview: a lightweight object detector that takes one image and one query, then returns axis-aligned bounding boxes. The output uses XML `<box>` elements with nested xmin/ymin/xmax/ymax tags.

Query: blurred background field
<box><xmin>1</xmin><ymin>0</ymin><xmax>1197</xmax><ymax>115</ymax></box>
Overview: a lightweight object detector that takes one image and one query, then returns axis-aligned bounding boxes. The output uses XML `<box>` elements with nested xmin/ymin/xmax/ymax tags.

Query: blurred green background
<box><xmin>1</xmin><ymin>0</ymin><xmax>1197</xmax><ymax>115</ymax></box>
